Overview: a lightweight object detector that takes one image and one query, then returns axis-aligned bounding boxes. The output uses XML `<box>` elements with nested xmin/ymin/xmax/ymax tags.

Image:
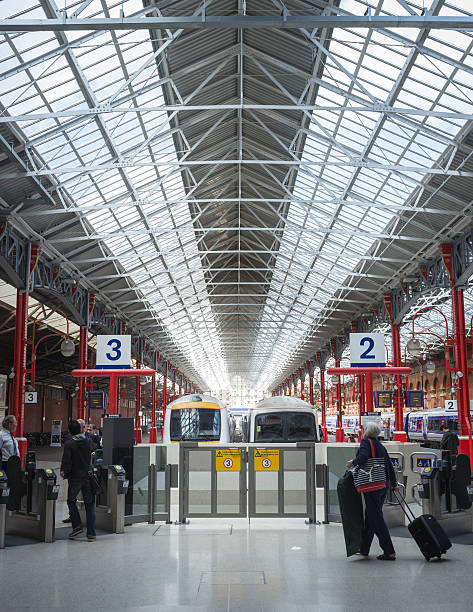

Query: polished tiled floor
<box><xmin>1</xmin><ymin>514</ymin><xmax>473</xmax><ymax>612</ymax></box>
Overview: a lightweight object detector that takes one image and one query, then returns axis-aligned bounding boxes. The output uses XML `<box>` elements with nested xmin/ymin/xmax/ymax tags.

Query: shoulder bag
<box><xmin>74</xmin><ymin>439</ymin><xmax>103</xmax><ymax>496</ymax></box>
<box><xmin>352</xmin><ymin>438</ymin><xmax>386</xmax><ymax>493</ymax></box>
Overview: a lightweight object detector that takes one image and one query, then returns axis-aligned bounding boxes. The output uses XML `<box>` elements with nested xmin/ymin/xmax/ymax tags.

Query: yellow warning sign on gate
<box><xmin>254</xmin><ymin>449</ymin><xmax>279</xmax><ymax>471</ymax></box>
<box><xmin>216</xmin><ymin>449</ymin><xmax>241</xmax><ymax>471</ymax></box>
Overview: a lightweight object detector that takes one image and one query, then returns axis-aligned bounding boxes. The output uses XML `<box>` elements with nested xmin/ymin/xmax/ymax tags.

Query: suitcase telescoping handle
<box><xmin>393</xmin><ymin>487</ymin><xmax>416</xmax><ymax>523</ymax></box>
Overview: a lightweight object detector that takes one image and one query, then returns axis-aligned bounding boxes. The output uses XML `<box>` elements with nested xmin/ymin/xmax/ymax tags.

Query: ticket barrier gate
<box><xmin>412</xmin><ymin>451</ymin><xmax>472</xmax><ymax>537</ymax></box>
<box><xmin>0</xmin><ymin>463</ymin><xmax>59</xmax><ymax>548</ymax></box>
<box><xmin>384</xmin><ymin>452</ymin><xmax>407</xmax><ymax>527</ymax></box>
<box><xmin>80</xmin><ymin>463</ymin><xmax>129</xmax><ymax>534</ymax></box>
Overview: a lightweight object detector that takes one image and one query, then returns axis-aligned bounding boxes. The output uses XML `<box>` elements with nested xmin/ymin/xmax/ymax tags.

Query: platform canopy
<box><xmin>0</xmin><ymin>0</ymin><xmax>473</xmax><ymax>391</ymax></box>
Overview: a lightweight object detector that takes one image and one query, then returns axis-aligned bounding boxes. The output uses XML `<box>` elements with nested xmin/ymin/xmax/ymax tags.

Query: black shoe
<box><xmin>68</xmin><ymin>526</ymin><xmax>84</xmax><ymax>539</ymax></box>
<box><xmin>62</xmin><ymin>517</ymin><xmax>72</xmax><ymax>523</ymax></box>
<box><xmin>377</xmin><ymin>554</ymin><xmax>396</xmax><ymax>560</ymax></box>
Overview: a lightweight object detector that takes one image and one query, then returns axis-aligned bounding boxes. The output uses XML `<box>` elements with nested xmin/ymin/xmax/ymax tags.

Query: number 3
<box><xmin>106</xmin><ymin>338</ymin><xmax>122</xmax><ymax>361</ymax></box>
<box><xmin>360</xmin><ymin>337</ymin><xmax>375</xmax><ymax>359</ymax></box>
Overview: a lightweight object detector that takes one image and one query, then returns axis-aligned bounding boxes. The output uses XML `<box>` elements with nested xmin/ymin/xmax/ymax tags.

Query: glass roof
<box><xmin>0</xmin><ymin>0</ymin><xmax>472</xmax><ymax>391</ymax></box>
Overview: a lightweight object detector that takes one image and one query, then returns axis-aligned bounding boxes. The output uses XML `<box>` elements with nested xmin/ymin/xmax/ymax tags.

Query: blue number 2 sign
<box><xmin>96</xmin><ymin>335</ymin><xmax>131</xmax><ymax>369</ymax></box>
<box><xmin>349</xmin><ymin>333</ymin><xmax>385</xmax><ymax>367</ymax></box>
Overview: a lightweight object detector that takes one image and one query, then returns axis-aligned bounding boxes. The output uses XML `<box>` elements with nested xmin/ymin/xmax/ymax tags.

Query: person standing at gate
<box><xmin>441</xmin><ymin>425</ymin><xmax>460</xmax><ymax>456</ymax></box>
<box><xmin>0</xmin><ymin>415</ymin><xmax>19</xmax><ymax>470</ymax></box>
<box><xmin>60</xmin><ymin>419</ymin><xmax>96</xmax><ymax>542</ymax></box>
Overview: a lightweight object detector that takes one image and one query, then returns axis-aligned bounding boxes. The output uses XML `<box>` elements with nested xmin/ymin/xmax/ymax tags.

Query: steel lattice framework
<box><xmin>0</xmin><ymin>0</ymin><xmax>473</xmax><ymax>392</ymax></box>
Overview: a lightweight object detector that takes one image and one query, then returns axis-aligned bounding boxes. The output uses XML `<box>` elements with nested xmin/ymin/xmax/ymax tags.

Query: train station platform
<box><xmin>1</xmin><ymin>515</ymin><xmax>472</xmax><ymax>612</ymax></box>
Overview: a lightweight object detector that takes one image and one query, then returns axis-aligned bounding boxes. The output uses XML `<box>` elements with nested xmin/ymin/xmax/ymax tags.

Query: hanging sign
<box><xmin>375</xmin><ymin>390</ymin><xmax>392</xmax><ymax>408</ymax></box>
<box><xmin>24</xmin><ymin>391</ymin><xmax>38</xmax><ymax>404</ymax></box>
<box><xmin>216</xmin><ymin>449</ymin><xmax>241</xmax><ymax>471</ymax></box>
<box><xmin>254</xmin><ymin>449</ymin><xmax>279</xmax><ymax>471</ymax></box>
<box><xmin>87</xmin><ymin>391</ymin><xmax>106</xmax><ymax>410</ymax></box>
<box><xmin>50</xmin><ymin>420</ymin><xmax>62</xmax><ymax>447</ymax></box>
<box><xmin>445</xmin><ymin>399</ymin><xmax>457</xmax><ymax>412</ymax></box>
<box><xmin>406</xmin><ymin>390</ymin><xmax>424</xmax><ymax>408</ymax></box>
<box><xmin>350</xmin><ymin>333</ymin><xmax>385</xmax><ymax>367</ymax></box>
<box><xmin>96</xmin><ymin>335</ymin><xmax>131</xmax><ymax>369</ymax></box>
<box><xmin>360</xmin><ymin>411</ymin><xmax>382</xmax><ymax>428</ymax></box>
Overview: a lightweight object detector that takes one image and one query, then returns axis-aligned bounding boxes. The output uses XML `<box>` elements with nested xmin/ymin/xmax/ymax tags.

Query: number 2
<box><xmin>446</xmin><ymin>400</ymin><xmax>454</xmax><ymax>409</ymax></box>
<box><xmin>106</xmin><ymin>338</ymin><xmax>122</xmax><ymax>361</ymax></box>
<box><xmin>360</xmin><ymin>336</ymin><xmax>375</xmax><ymax>359</ymax></box>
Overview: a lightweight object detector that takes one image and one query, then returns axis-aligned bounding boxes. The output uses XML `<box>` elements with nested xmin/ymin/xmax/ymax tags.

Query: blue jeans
<box><xmin>67</xmin><ymin>477</ymin><xmax>96</xmax><ymax>537</ymax></box>
<box><xmin>360</xmin><ymin>488</ymin><xmax>395</xmax><ymax>555</ymax></box>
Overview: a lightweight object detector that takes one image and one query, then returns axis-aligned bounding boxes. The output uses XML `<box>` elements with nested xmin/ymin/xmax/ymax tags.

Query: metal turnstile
<box><xmin>412</xmin><ymin>451</ymin><xmax>472</xmax><ymax>536</ymax></box>
<box><xmin>384</xmin><ymin>452</ymin><xmax>407</xmax><ymax>527</ymax></box>
<box><xmin>80</xmin><ymin>464</ymin><xmax>129</xmax><ymax>534</ymax></box>
<box><xmin>0</xmin><ymin>469</ymin><xmax>9</xmax><ymax>549</ymax></box>
<box><xmin>5</xmin><ymin>468</ymin><xmax>59</xmax><ymax>544</ymax></box>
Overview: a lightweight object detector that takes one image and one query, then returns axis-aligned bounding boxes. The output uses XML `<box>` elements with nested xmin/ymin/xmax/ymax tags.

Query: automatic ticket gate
<box><xmin>384</xmin><ymin>452</ymin><xmax>407</xmax><ymax>527</ymax></box>
<box><xmin>411</xmin><ymin>450</ymin><xmax>472</xmax><ymax>536</ymax></box>
<box><xmin>0</xmin><ymin>462</ymin><xmax>59</xmax><ymax>548</ymax></box>
<box><xmin>80</xmin><ymin>464</ymin><xmax>129</xmax><ymax>534</ymax></box>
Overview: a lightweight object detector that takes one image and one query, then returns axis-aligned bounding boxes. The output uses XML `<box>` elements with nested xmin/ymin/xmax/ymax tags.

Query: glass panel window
<box><xmin>170</xmin><ymin>408</ymin><xmax>221</xmax><ymax>441</ymax></box>
<box><xmin>287</xmin><ymin>413</ymin><xmax>316</xmax><ymax>442</ymax></box>
<box><xmin>255</xmin><ymin>414</ymin><xmax>284</xmax><ymax>441</ymax></box>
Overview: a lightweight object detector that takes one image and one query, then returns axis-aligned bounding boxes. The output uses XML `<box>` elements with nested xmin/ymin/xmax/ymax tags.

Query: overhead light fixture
<box><xmin>406</xmin><ymin>337</ymin><xmax>422</xmax><ymax>358</ymax></box>
<box><xmin>60</xmin><ymin>338</ymin><xmax>75</xmax><ymax>358</ymax></box>
<box><xmin>425</xmin><ymin>360</ymin><xmax>435</xmax><ymax>375</ymax></box>
<box><xmin>331</xmin><ymin>375</ymin><xmax>340</xmax><ymax>385</ymax></box>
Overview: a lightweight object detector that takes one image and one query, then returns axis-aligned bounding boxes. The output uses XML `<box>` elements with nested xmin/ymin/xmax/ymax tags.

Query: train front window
<box><xmin>255</xmin><ymin>412</ymin><xmax>315</xmax><ymax>442</ymax></box>
<box><xmin>287</xmin><ymin>413</ymin><xmax>316</xmax><ymax>441</ymax></box>
<box><xmin>170</xmin><ymin>408</ymin><xmax>221</xmax><ymax>441</ymax></box>
<box><xmin>255</xmin><ymin>414</ymin><xmax>283</xmax><ymax>441</ymax></box>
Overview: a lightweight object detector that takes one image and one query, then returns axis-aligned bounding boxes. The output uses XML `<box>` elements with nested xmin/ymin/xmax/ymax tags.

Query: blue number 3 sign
<box><xmin>106</xmin><ymin>338</ymin><xmax>122</xmax><ymax>361</ymax></box>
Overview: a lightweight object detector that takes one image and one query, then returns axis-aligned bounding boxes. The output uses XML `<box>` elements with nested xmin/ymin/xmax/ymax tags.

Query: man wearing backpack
<box><xmin>60</xmin><ymin>420</ymin><xmax>96</xmax><ymax>541</ymax></box>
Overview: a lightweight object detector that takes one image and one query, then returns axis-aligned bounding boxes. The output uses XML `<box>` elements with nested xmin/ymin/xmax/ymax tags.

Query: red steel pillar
<box><xmin>307</xmin><ymin>361</ymin><xmax>314</xmax><ymax>406</ymax></box>
<box><xmin>134</xmin><ymin>363</ymin><xmax>142</xmax><ymax>443</ymax></box>
<box><xmin>351</xmin><ymin>321</ymin><xmax>365</xmax><ymax>441</ymax></box>
<box><xmin>13</xmin><ymin>289</ymin><xmax>29</xmax><ymax>461</ymax></box>
<box><xmin>383</xmin><ymin>295</ymin><xmax>407</xmax><ymax>442</ymax></box>
<box><xmin>78</xmin><ymin>326</ymin><xmax>87</xmax><ymax>421</ymax></box>
<box><xmin>441</xmin><ymin>244</ymin><xmax>473</xmax><ymax>461</ymax></box>
<box><xmin>330</xmin><ymin>340</ymin><xmax>344</xmax><ymax>442</ymax></box>
<box><xmin>149</xmin><ymin>372</ymin><xmax>157</xmax><ymax>443</ymax></box>
<box><xmin>320</xmin><ymin>368</ymin><xmax>327</xmax><ymax>442</ymax></box>
<box><xmin>108</xmin><ymin>374</ymin><xmax>119</xmax><ymax>414</ymax></box>
<box><xmin>161</xmin><ymin>367</ymin><xmax>167</xmax><ymax>441</ymax></box>
<box><xmin>299</xmin><ymin>368</ymin><xmax>304</xmax><ymax>400</ymax></box>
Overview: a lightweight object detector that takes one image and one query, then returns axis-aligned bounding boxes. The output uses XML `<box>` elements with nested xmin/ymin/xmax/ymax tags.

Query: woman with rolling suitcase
<box><xmin>346</xmin><ymin>422</ymin><xmax>399</xmax><ymax>560</ymax></box>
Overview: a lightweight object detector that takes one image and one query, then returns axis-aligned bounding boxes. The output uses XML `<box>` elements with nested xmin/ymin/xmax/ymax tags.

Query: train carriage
<box><xmin>162</xmin><ymin>393</ymin><xmax>231</xmax><ymax>443</ymax></box>
<box><xmin>246</xmin><ymin>396</ymin><xmax>319</xmax><ymax>443</ymax></box>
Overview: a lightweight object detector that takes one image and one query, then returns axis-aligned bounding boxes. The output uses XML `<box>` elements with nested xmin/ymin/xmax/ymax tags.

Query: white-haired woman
<box><xmin>346</xmin><ymin>422</ymin><xmax>399</xmax><ymax>560</ymax></box>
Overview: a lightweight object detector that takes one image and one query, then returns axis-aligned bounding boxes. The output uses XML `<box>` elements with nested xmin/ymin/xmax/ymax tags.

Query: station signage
<box><xmin>96</xmin><ymin>335</ymin><xmax>131</xmax><ymax>369</ymax></box>
<box><xmin>254</xmin><ymin>449</ymin><xmax>279</xmax><ymax>471</ymax></box>
<box><xmin>349</xmin><ymin>333</ymin><xmax>385</xmax><ymax>367</ymax></box>
<box><xmin>24</xmin><ymin>391</ymin><xmax>38</xmax><ymax>404</ymax></box>
<box><xmin>374</xmin><ymin>390</ymin><xmax>392</xmax><ymax>408</ymax></box>
<box><xmin>406</xmin><ymin>390</ymin><xmax>424</xmax><ymax>408</ymax></box>
<box><xmin>87</xmin><ymin>391</ymin><xmax>106</xmax><ymax>411</ymax></box>
<box><xmin>360</xmin><ymin>411</ymin><xmax>382</xmax><ymax>428</ymax></box>
<box><xmin>216</xmin><ymin>449</ymin><xmax>241</xmax><ymax>471</ymax></box>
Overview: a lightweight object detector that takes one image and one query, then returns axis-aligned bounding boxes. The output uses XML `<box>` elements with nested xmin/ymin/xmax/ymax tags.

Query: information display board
<box><xmin>375</xmin><ymin>390</ymin><xmax>392</xmax><ymax>408</ymax></box>
<box><xmin>87</xmin><ymin>391</ymin><xmax>106</xmax><ymax>411</ymax></box>
<box><xmin>406</xmin><ymin>390</ymin><xmax>424</xmax><ymax>408</ymax></box>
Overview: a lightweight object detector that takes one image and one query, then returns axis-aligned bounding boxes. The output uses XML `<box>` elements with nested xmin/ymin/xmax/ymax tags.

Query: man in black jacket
<box><xmin>441</xmin><ymin>425</ymin><xmax>460</xmax><ymax>456</ymax></box>
<box><xmin>60</xmin><ymin>420</ymin><xmax>96</xmax><ymax>541</ymax></box>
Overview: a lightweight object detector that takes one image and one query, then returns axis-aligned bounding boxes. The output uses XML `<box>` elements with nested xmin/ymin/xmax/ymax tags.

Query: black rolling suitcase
<box><xmin>394</xmin><ymin>490</ymin><xmax>451</xmax><ymax>561</ymax></box>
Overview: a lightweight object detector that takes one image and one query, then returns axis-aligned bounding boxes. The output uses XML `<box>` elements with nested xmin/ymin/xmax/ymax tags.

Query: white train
<box><xmin>325</xmin><ymin>413</ymin><xmax>394</xmax><ymax>440</ymax></box>
<box><xmin>162</xmin><ymin>393</ymin><xmax>231</xmax><ymax>443</ymax></box>
<box><xmin>245</xmin><ymin>396</ymin><xmax>319</xmax><ymax>443</ymax></box>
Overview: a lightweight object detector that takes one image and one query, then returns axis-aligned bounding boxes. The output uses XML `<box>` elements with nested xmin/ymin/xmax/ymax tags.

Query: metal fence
<box><xmin>179</xmin><ymin>443</ymin><xmax>316</xmax><ymax>523</ymax></box>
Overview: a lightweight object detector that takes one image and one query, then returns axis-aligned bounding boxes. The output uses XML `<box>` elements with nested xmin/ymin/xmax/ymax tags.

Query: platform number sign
<box><xmin>350</xmin><ymin>333</ymin><xmax>385</xmax><ymax>367</ymax></box>
<box><xmin>24</xmin><ymin>391</ymin><xmax>38</xmax><ymax>404</ymax></box>
<box><xmin>96</xmin><ymin>335</ymin><xmax>131</xmax><ymax>369</ymax></box>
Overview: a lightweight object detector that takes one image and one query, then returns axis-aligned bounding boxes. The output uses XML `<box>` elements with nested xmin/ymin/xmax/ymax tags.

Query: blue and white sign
<box><xmin>350</xmin><ymin>333</ymin><xmax>385</xmax><ymax>367</ymax></box>
<box><xmin>96</xmin><ymin>335</ymin><xmax>131</xmax><ymax>369</ymax></box>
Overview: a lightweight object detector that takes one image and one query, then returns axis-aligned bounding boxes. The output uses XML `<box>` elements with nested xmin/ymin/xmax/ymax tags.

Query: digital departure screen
<box><xmin>406</xmin><ymin>390</ymin><xmax>424</xmax><ymax>408</ymax></box>
<box><xmin>416</xmin><ymin>457</ymin><xmax>432</xmax><ymax>468</ymax></box>
<box><xmin>375</xmin><ymin>391</ymin><xmax>392</xmax><ymax>408</ymax></box>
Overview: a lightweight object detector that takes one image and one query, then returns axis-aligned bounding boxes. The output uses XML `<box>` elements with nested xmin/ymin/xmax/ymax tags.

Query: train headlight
<box><xmin>406</xmin><ymin>337</ymin><xmax>422</xmax><ymax>358</ymax></box>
